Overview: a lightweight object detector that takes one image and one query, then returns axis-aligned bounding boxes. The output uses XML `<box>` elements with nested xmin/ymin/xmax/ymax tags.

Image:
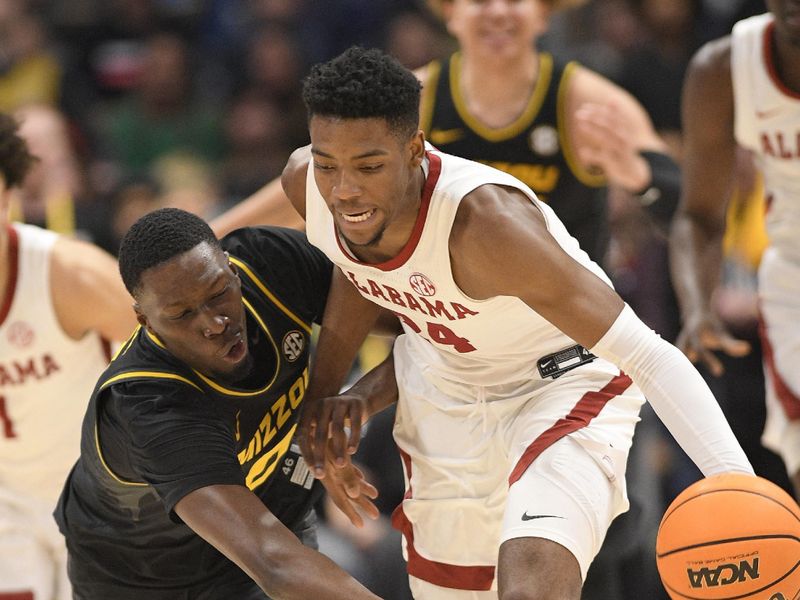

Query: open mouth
<box><xmin>220</xmin><ymin>332</ymin><xmax>246</xmax><ymax>363</ymax></box>
<box><xmin>339</xmin><ymin>208</ymin><xmax>376</xmax><ymax>223</ymax></box>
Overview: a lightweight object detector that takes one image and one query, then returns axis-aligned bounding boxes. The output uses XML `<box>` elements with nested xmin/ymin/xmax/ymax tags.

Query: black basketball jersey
<box><xmin>420</xmin><ymin>52</ymin><xmax>609</xmax><ymax>262</ymax></box>
<box><xmin>54</xmin><ymin>226</ymin><xmax>332</xmax><ymax>596</ymax></box>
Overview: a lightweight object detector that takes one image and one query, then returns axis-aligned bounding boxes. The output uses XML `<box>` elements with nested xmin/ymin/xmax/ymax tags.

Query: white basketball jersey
<box><xmin>305</xmin><ymin>146</ymin><xmax>614</xmax><ymax>389</ymax></box>
<box><xmin>732</xmin><ymin>13</ymin><xmax>800</xmax><ymax>261</ymax></box>
<box><xmin>0</xmin><ymin>223</ymin><xmax>109</xmax><ymax>506</ymax></box>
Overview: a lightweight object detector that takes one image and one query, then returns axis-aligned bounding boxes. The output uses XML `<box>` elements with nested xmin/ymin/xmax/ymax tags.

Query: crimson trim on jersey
<box><xmin>759</xmin><ymin>317</ymin><xmax>800</xmax><ymax>419</ymax></box>
<box><xmin>0</xmin><ymin>225</ymin><xmax>20</xmax><ymax>326</ymax></box>
<box><xmin>0</xmin><ymin>593</ymin><xmax>34</xmax><ymax>600</ymax></box>
<box><xmin>508</xmin><ymin>372</ymin><xmax>633</xmax><ymax>485</ymax></box>
<box><xmin>391</xmin><ymin>447</ymin><xmax>496</xmax><ymax>591</ymax></box>
<box><xmin>763</xmin><ymin>21</ymin><xmax>800</xmax><ymax>100</ymax></box>
<box><xmin>336</xmin><ymin>152</ymin><xmax>442</xmax><ymax>272</ymax></box>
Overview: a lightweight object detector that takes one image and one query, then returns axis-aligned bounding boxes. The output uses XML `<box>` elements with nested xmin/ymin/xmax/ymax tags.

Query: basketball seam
<box><xmin>656</xmin><ymin>533</ymin><xmax>800</xmax><ymax>558</ymax></box>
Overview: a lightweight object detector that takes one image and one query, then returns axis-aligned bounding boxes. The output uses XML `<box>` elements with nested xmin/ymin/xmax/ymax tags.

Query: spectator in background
<box><xmin>220</xmin><ymin>90</ymin><xmax>292</xmax><ymax>208</ymax></box>
<box><xmin>0</xmin><ymin>3</ymin><xmax>61</xmax><ymax>112</ymax></box>
<box><xmin>93</xmin><ymin>30</ymin><xmax>223</xmax><ymax>176</ymax></box>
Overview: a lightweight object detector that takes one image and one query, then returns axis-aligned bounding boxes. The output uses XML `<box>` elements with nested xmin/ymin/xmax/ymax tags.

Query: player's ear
<box><xmin>133</xmin><ymin>304</ymin><xmax>148</xmax><ymax>329</ymax></box>
<box><xmin>409</xmin><ymin>130</ymin><xmax>425</xmax><ymax>167</ymax></box>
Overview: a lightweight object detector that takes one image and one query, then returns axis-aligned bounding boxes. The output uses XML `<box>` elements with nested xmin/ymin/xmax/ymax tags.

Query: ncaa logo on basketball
<box><xmin>282</xmin><ymin>331</ymin><xmax>305</xmax><ymax>362</ymax></box>
<box><xmin>687</xmin><ymin>558</ymin><xmax>760</xmax><ymax>588</ymax></box>
<box><xmin>409</xmin><ymin>273</ymin><xmax>435</xmax><ymax>296</ymax></box>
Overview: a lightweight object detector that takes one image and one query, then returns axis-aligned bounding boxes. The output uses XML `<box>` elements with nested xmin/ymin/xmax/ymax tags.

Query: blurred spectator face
<box><xmin>246</xmin><ymin>27</ymin><xmax>302</xmax><ymax>98</ymax></box>
<box><xmin>641</xmin><ymin>0</ymin><xmax>695</xmax><ymax>38</ymax></box>
<box><xmin>225</xmin><ymin>93</ymin><xmax>283</xmax><ymax>152</ymax></box>
<box><xmin>248</xmin><ymin>0</ymin><xmax>307</xmax><ymax>23</ymax></box>
<box><xmin>442</xmin><ymin>0</ymin><xmax>551</xmax><ymax>58</ymax></box>
<box><xmin>15</xmin><ymin>105</ymin><xmax>81</xmax><ymax>209</ymax></box>
<box><xmin>386</xmin><ymin>12</ymin><xmax>449</xmax><ymax>70</ymax></box>
<box><xmin>138</xmin><ymin>33</ymin><xmax>190</xmax><ymax>111</ymax></box>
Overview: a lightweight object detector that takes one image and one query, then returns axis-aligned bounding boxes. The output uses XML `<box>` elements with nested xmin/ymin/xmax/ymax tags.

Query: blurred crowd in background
<box><xmin>2</xmin><ymin>0</ymin><xmax>790</xmax><ymax>598</ymax></box>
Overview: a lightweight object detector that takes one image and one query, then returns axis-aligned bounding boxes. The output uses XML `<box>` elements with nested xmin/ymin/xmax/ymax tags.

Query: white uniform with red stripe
<box><xmin>0</xmin><ymin>223</ymin><xmax>111</xmax><ymax>600</ymax></box>
<box><xmin>732</xmin><ymin>13</ymin><xmax>800</xmax><ymax>475</ymax></box>
<box><xmin>305</xmin><ymin>148</ymin><xmax>645</xmax><ymax>595</ymax></box>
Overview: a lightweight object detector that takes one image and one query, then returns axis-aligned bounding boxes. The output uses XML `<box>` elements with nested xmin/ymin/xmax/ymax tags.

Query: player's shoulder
<box><xmin>689</xmin><ymin>35</ymin><xmax>732</xmax><ymax>77</ymax></box>
<box><xmin>281</xmin><ymin>144</ymin><xmax>311</xmax><ymax>214</ymax></box>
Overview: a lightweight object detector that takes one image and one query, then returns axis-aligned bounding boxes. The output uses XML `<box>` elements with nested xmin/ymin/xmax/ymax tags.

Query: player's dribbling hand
<box><xmin>319</xmin><ymin>453</ymin><xmax>379</xmax><ymax>528</ymax></box>
<box><xmin>297</xmin><ymin>392</ymin><xmax>367</xmax><ymax>478</ymax></box>
<box><xmin>676</xmin><ymin>311</ymin><xmax>751</xmax><ymax>377</ymax></box>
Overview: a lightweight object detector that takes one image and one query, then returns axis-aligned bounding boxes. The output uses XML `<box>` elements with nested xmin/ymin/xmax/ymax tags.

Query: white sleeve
<box><xmin>591</xmin><ymin>304</ymin><xmax>754</xmax><ymax>477</ymax></box>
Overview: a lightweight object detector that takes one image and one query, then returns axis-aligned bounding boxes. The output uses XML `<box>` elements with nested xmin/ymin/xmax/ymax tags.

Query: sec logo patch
<box><xmin>282</xmin><ymin>331</ymin><xmax>305</xmax><ymax>362</ymax></box>
<box><xmin>409</xmin><ymin>273</ymin><xmax>435</xmax><ymax>296</ymax></box>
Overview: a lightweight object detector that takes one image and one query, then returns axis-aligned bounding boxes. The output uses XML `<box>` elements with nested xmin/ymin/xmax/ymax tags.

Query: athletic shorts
<box><xmin>391</xmin><ymin>336</ymin><xmax>644</xmax><ymax>597</ymax></box>
<box><xmin>759</xmin><ymin>247</ymin><xmax>800</xmax><ymax>475</ymax></box>
<box><xmin>0</xmin><ymin>487</ymin><xmax>69</xmax><ymax>600</ymax></box>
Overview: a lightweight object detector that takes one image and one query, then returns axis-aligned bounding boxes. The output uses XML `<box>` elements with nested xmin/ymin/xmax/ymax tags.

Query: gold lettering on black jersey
<box><xmin>481</xmin><ymin>162</ymin><xmax>560</xmax><ymax>193</ymax></box>
<box><xmin>237</xmin><ymin>368</ymin><xmax>308</xmax><ymax>490</ymax></box>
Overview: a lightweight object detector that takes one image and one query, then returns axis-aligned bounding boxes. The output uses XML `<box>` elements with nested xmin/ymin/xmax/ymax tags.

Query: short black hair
<box><xmin>118</xmin><ymin>207</ymin><xmax>220</xmax><ymax>298</ymax></box>
<box><xmin>302</xmin><ymin>46</ymin><xmax>421</xmax><ymax>139</ymax></box>
<box><xmin>0</xmin><ymin>112</ymin><xmax>36</xmax><ymax>188</ymax></box>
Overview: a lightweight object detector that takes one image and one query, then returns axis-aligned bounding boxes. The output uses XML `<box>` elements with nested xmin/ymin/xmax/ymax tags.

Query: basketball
<box><xmin>656</xmin><ymin>473</ymin><xmax>800</xmax><ymax>600</ymax></box>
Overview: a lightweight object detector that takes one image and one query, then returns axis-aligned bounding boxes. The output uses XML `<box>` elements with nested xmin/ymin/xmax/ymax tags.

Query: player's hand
<box><xmin>676</xmin><ymin>312</ymin><xmax>751</xmax><ymax>377</ymax></box>
<box><xmin>319</xmin><ymin>454</ymin><xmax>379</xmax><ymax>528</ymax></box>
<box><xmin>574</xmin><ymin>102</ymin><xmax>651</xmax><ymax>192</ymax></box>
<box><xmin>298</xmin><ymin>393</ymin><xmax>367</xmax><ymax>478</ymax></box>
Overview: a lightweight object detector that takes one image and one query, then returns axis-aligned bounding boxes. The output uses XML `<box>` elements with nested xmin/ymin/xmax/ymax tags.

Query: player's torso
<box><xmin>421</xmin><ymin>52</ymin><xmax>608</xmax><ymax>259</ymax></box>
<box><xmin>732</xmin><ymin>13</ymin><xmax>800</xmax><ymax>261</ymax></box>
<box><xmin>306</xmin><ymin>149</ymin><xmax>611</xmax><ymax>388</ymax></box>
<box><xmin>0</xmin><ymin>223</ymin><xmax>109</xmax><ymax>505</ymax></box>
<box><xmin>74</xmin><ymin>254</ymin><xmax>318</xmax><ymax>535</ymax></box>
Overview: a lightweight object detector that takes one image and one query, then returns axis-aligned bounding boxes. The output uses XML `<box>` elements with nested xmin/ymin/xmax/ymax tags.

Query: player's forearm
<box><xmin>669</xmin><ymin>211</ymin><xmax>726</xmax><ymax>323</ymax></box>
<box><xmin>346</xmin><ymin>352</ymin><xmax>398</xmax><ymax>420</ymax></box>
<box><xmin>306</xmin><ymin>270</ymin><xmax>383</xmax><ymax>400</ymax></box>
<box><xmin>253</xmin><ymin>541</ymin><xmax>381</xmax><ymax>599</ymax></box>
<box><xmin>592</xmin><ymin>305</ymin><xmax>753</xmax><ymax>476</ymax></box>
<box><xmin>210</xmin><ymin>178</ymin><xmax>304</xmax><ymax>238</ymax></box>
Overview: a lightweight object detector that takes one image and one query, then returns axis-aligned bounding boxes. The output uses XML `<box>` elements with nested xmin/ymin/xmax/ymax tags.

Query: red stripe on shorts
<box><xmin>391</xmin><ymin>447</ymin><xmax>496</xmax><ymax>590</ymax></box>
<box><xmin>0</xmin><ymin>593</ymin><xmax>34</xmax><ymax>600</ymax></box>
<box><xmin>759</xmin><ymin>319</ymin><xmax>800</xmax><ymax>419</ymax></box>
<box><xmin>508</xmin><ymin>372</ymin><xmax>633</xmax><ymax>486</ymax></box>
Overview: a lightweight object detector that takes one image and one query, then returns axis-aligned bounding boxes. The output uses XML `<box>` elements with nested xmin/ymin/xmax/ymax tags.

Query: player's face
<box><xmin>135</xmin><ymin>242</ymin><xmax>251</xmax><ymax>381</ymax></box>
<box><xmin>443</xmin><ymin>0</ymin><xmax>550</xmax><ymax>57</ymax></box>
<box><xmin>768</xmin><ymin>0</ymin><xmax>800</xmax><ymax>46</ymax></box>
<box><xmin>309</xmin><ymin>115</ymin><xmax>425</xmax><ymax>255</ymax></box>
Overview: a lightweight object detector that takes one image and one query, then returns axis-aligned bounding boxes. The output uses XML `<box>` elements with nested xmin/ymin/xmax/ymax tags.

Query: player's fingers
<box><xmin>297</xmin><ymin>410</ymin><xmax>318</xmax><ymax>466</ymax></box>
<box><xmin>699</xmin><ymin>348</ymin><xmax>725</xmax><ymax>378</ymax></box>
<box><xmin>346</xmin><ymin>404</ymin><xmax>363</xmax><ymax>457</ymax></box>
<box><xmin>718</xmin><ymin>336</ymin><xmax>751</xmax><ymax>358</ymax></box>
<box><xmin>329</xmin><ymin>403</ymin><xmax>351</xmax><ymax>467</ymax></box>
<box><xmin>312</xmin><ymin>402</ymin><xmax>334</xmax><ymax>476</ymax></box>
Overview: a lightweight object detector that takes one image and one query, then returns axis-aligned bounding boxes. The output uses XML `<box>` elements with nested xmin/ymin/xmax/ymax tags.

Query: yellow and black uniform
<box><xmin>54</xmin><ymin>227</ymin><xmax>332</xmax><ymax>599</ymax></box>
<box><xmin>420</xmin><ymin>52</ymin><xmax>609</xmax><ymax>262</ymax></box>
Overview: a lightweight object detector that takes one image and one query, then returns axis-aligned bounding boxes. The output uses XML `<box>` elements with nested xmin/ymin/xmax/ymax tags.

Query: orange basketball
<box><xmin>656</xmin><ymin>473</ymin><xmax>800</xmax><ymax>600</ymax></box>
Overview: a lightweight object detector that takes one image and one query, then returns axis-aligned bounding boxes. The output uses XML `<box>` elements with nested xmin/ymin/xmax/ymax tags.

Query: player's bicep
<box><xmin>453</xmin><ymin>188</ymin><xmax>623</xmax><ymax>348</ymax></box>
<box><xmin>51</xmin><ymin>237</ymin><xmax>137</xmax><ymax>343</ymax></box>
<box><xmin>281</xmin><ymin>145</ymin><xmax>312</xmax><ymax>219</ymax></box>
<box><xmin>175</xmin><ymin>484</ymin><xmax>298</xmax><ymax>578</ymax></box>
<box><xmin>680</xmin><ymin>39</ymin><xmax>736</xmax><ymax>223</ymax></box>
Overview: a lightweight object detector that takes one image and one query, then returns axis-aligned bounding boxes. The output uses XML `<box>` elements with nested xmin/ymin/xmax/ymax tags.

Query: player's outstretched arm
<box><xmin>175</xmin><ymin>484</ymin><xmax>382</xmax><ymax>599</ymax></box>
<box><xmin>570</xmin><ymin>66</ymin><xmax>681</xmax><ymax>223</ymax></box>
<box><xmin>50</xmin><ymin>236</ymin><xmax>138</xmax><ymax>343</ymax></box>
<box><xmin>451</xmin><ymin>184</ymin><xmax>753</xmax><ymax>477</ymax></box>
<box><xmin>210</xmin><ymin>176</ymin><xmax>305</xmax><ymax>238</ymax></box>
<box><xmin>669</xmin><ymin>37</ymin><xmax>751</xmax><ymax>376</ymax></box>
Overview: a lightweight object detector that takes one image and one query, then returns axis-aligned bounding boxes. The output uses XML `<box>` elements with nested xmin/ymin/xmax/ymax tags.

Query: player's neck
<box><xmin>772</xmin><ymin>33</ymin><xmax>800</xmax><ymax>94</ymax></box>
<box><xmin>457</xmin><ymin>49</ymin><xmax>539</xmax><ymax>129</ymax></box>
